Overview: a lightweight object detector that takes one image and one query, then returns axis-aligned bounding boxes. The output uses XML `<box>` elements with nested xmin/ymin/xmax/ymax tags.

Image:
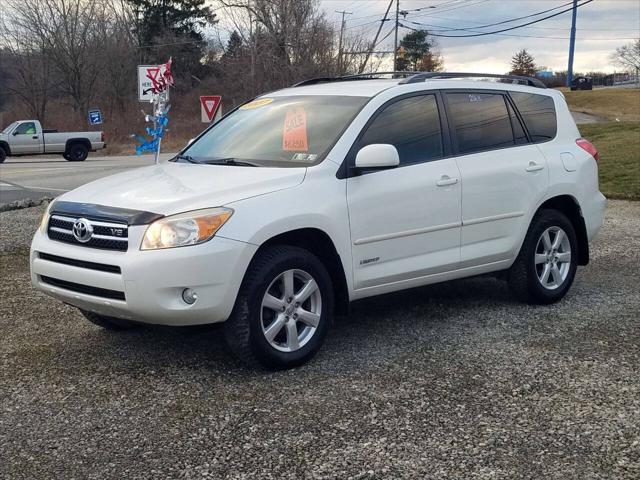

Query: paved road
<box><xmin>0</xmin><ymin>153</ymin><xmax>175</xmax><ymax>204</ymax></box>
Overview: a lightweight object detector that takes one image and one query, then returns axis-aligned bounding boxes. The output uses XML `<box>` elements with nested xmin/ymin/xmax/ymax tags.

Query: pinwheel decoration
<box><xmin>133</xmin><ymin>58</ymin><xmax>174</xmax><ymax>162</ymax></box>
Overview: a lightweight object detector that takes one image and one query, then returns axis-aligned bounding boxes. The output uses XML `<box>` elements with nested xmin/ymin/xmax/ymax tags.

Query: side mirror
<box><xmin>12</xmin><ymin>131</ymin><xmax>19</xmax><ymax>136</ymax></box>
<box><xmin>354</xmin><ymin>144</ymin><xmax>400</xmax><ymax>170</ymax></box>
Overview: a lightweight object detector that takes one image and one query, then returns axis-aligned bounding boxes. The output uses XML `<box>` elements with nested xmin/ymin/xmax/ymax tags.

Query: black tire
<box><xmin>80</xmin><ymin>309</ymin><xmax>139</xmax><ymax>331</ymax></box>
<box><xmin>0</xmin><ymin>147</ymin><xmax>6</xmax><ymax>163</ymax></box>
<box><xmin>224</xmin><ymin>245</ymin><xmax>334</xmax><ymax>369</ymax></box>
<box><xmin>66</xmin><ymin>143</ymin><xmax>89</xmax><ymax>161</ymax></box>
<box><xmin>508</xmin><ymin>209</ymin><xmax>578</xmax><ymax>304</ymax></box>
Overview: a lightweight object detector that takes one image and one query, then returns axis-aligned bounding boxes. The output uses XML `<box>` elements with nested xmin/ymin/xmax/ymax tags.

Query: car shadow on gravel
<box><xmin>35</xmin><ymin>274</ymin><xmax>526</xmax><ymax>377</ymax></box>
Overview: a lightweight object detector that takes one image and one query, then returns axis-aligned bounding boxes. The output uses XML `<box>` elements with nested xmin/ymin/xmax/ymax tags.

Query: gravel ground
<box><xmin>1</xmin><ymin>202</ymin><xmax>638</xmax><ymax>479</ymax></box>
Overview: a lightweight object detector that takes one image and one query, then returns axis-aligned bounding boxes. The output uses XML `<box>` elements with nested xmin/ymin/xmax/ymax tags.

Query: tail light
<box><xmin>101</xmin><ymin>132</ymin><xmax>105</xmax><ymax>142</ymax></box>
<box><xmin>576</xmin><ymin>138</ymin><xmax>599</xmax><ymax>162</ymax></box>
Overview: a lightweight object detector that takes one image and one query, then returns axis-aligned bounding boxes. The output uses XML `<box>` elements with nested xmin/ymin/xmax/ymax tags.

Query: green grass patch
<box><xmin>579</xmin><ymin>122</ymin><xmax>640</xmax><ymax>200</ymax></box>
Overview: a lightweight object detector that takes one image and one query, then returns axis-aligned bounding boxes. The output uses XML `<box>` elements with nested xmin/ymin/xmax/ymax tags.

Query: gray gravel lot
<box><xmin>1</xmin><ymin>202</ymin><xmax>639</xmax><ymax>479</ymax></box>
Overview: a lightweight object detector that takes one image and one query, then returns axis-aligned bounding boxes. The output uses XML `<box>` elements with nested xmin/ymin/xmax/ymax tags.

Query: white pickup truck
<box><xmin>0</xmin><ymin>120</ymin><xmax>106</xmax><ymax>163</ymax></box>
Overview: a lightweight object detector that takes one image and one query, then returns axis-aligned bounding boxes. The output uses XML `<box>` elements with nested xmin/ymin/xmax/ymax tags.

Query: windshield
<box><xmin>181</xmin><ymin>95</ymin><xmax>368</xmax><ymax>167</ymax></box>
<box><xmin>2</xmin><ymin>122</ymin><xmax>17</xmax><ymax>134</ymax></box>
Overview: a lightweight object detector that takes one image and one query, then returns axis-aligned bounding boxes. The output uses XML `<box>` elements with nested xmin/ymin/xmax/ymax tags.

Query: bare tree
<box><xmin>0</xmin><ymin>12</ymin><xmax>55</xmax><ymax>122</ymax></box>
<box><xmin>7</xmin><ymin>0</ymin><xmax>113</xmax><ymax>121</ymax></box>
<box><xmin>610</xmin><ymin>39</ymin><xmax>640</xmax><ymax>73</ymax></box>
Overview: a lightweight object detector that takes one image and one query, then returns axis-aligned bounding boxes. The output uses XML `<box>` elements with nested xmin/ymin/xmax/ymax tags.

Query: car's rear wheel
<box><xmin>80</xmin><ymin>310</ymin><xmax>139</xmax><ymax>331</ymax></box>
<box><xmin>508</xmin><ymin>209</ymin><xmax>578</xmax><ymax>304</ymax></box>
<box><xmin>224</xmin><ymin>245</ymin><xmax>333</xmax><ymax>369</ymax></box>
<box><xmin>65</xmin><ymin>143</ymin><xmax>89</xmax><ymax>161</ymax></box>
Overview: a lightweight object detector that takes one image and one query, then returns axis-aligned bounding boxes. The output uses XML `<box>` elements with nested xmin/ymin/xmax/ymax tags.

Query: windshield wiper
<box><xmin>200</xmin><ymin>158</ymin><xmax>260</xmax><ymax>167</ymax></box>
<box><xmin>175</xmin><ymin>154</ymin><xmax>198</xmax><ymax>163</ymax></box>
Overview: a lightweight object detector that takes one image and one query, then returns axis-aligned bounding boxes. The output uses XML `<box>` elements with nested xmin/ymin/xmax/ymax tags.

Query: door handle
<box><xmin>32</xmin><ymin>136</ymin><xmax>38</xmax><ymax>140</ymax></box>
<box><xmin>436</xmin><ymin>175</ymin><xmax>459</xmax><ymax>187</ymax></box>
<box><xmin>525</xmin><ymin>161</ymin><xmax>544</xmax><ymax>172</ymax></box>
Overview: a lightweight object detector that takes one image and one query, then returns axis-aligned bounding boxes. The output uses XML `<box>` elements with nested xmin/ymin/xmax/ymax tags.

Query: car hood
<box><xmin>58</xmin><ymin>162</ymin><xmax>306</xmax><ymax>216</ymax></box>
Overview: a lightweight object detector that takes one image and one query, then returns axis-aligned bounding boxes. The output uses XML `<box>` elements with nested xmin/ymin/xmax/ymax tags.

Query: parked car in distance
<box><xmin>30</xmin><ymin>72</ymin><xmax>606</xmax><ymax>369</ymax></box>
<box><xmin>570</xmin><ymin>76</ymin><xmax>593</xmax><ymax>91</ymax></box>
<box><xmin>0</xmin><ymin>120</ymin><xmax>105</xmax><ymax>163</ymax></box>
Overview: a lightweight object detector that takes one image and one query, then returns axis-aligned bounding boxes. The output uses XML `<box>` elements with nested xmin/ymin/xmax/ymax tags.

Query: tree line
<box><xmin>0</xmin><ymin>0</ymin><xmax>636</xmax><ymax>143</ymax></box>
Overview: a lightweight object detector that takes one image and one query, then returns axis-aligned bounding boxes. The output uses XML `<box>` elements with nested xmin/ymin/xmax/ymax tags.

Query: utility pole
<box><xmin>336</xmin><ymin>10</ymin><xmax>352</xmax><ymax>74</ymax></box>
<box><xmin>566</xmin><ymin>0</ymin><xmax>578</xmax><ymax>87</ymax></box>
<box><xmin>359</xmin><ymin>0</ymin><xmax>394</xmax><ymax>73</ymax></box>
<box><xmin>393</xmin><ymin>0</ymin><xmax>400</xmax><ymax>71</ymax></box>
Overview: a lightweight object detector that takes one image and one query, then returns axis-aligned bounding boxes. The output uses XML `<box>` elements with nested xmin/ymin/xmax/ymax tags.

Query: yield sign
<box><xmin>200</xmin><ymin>95</ymin><xmax>222</xmax><ymax>123</ymax></box>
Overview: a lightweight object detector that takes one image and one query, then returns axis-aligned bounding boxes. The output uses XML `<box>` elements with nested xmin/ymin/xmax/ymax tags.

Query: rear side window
<box><xmin>359</xmin><ymin>94</ymin><xmax>443</xmax><ymax>165</ymax></box>
<box><xmin>446</xmin><ymin>93</ymin><xmax>514</xmax><ymax>154</ymax></box>
<box><xmin>510</xmin><ymin>92</ymin><xmax>557</xmax><ymax>142</ymax></box>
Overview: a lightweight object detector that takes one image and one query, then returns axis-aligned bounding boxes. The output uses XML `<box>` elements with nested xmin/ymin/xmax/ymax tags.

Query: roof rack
<box><xmin>398</xmin><ymin>72</ymin><xmax>547</xmax><ymax>88</ymax></box>
<box><xmin>292</xmin><ymin>71</ymin><xmax>547</xmax><ymax>89</ymax></box>
<box><xmin>292</xmin><ymin>72</ymin><xmax>415</xmax><ymax>87</ymax></box>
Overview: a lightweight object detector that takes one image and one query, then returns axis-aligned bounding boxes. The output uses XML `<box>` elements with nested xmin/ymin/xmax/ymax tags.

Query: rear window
<box><xmin>510</xmin><ymin>92</ymin><xmax>557</xmax><ymax>142</ymax></box>
<box><xmin>446</xmin><ymin>92</ymin><xmax>514</xmax><ymax>154</ymax></box>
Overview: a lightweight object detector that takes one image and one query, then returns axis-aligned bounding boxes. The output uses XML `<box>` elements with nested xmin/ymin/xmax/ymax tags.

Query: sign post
<box><xmin>133</xmin><ymin>60</ymin><xmax>174</xmax><ymax>163</ymax></box>
<box><xmin>200</xmin><ymin>96</ymin><xmax>222</xmax><ymax>123</ymax></box>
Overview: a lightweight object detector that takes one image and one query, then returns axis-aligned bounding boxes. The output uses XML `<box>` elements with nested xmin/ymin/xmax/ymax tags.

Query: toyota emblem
<box><xmin>72</xmin><ymin>218</ymin><xmax>93</xmax><ymax>243</ymax></box>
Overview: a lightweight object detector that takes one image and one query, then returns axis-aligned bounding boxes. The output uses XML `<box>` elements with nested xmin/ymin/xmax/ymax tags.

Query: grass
<box><xmin>579</xmin><ymin>122</ymin><xmax>640</xmax><ymax>200</ymax></box>
<box><xmin>562</xmin><ymin>88</ymin><xmax>640</xmax><ymax>121</ymax></box>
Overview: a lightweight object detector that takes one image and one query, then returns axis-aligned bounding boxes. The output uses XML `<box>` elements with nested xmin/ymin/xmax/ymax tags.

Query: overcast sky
<box><xmin>316</xmin><ymin>0</ymin><xmax>640</xmax><ymax>73</ymax></box>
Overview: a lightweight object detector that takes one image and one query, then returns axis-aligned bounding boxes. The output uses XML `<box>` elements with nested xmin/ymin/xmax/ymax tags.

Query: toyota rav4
<box><xmin>30</xmin><ymin>72</ymin><xmax>606</xmax><ymax>368</ymax></box>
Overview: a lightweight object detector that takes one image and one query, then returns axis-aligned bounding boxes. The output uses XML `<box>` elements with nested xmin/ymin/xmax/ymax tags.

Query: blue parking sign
<box><xmin>88</xmin><ymin>109</ymin><xmax>103</xmax><ymax>126</ymax></box>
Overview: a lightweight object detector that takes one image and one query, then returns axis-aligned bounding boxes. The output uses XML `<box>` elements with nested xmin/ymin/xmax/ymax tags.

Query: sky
<box><xmin>315</xmin><ymin>0</ymin><xmax>640</xmax><ymax>73</ymax></box>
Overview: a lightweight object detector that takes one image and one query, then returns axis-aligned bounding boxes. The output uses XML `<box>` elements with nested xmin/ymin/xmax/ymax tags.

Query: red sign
<box><xmin>283</xmin><ymin>106</ymin><xmax>308</xmax><ymax>152</ymax></box>
<box><xmin>200</xmin><ymin>96</ymin><xmax>222</xmax><ymax>123</ymax></box>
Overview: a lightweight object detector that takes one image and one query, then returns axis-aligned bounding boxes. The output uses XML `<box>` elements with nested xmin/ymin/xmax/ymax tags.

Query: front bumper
<box><xmin>30</xmin><ymin>227</ymin><xmax>257</xmax><ymax>326</ymax></box>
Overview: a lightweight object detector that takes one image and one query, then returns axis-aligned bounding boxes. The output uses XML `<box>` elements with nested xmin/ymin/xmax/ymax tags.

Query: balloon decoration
<box><xmin>133</xmin><ymin>58</ymin><xmax>174</xmax><ymax>161</ymax></box>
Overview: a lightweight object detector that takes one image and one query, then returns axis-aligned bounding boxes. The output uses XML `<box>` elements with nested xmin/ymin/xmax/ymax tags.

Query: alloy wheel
<box><xmin>260</xmin><ymin>269</ymin><xmax>322</xmax><ymax>352</ymax></box>
<box><xmin>534</xmin><ymin>226</ymin><xmax>572</xmax><ymax>290</ymax></box>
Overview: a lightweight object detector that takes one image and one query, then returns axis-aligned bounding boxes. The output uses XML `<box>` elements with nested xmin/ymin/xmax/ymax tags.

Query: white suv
<box><xmin>30</xmin><ymin>73</ymin><xmax>606</xmax><ymax>368</ymax></box>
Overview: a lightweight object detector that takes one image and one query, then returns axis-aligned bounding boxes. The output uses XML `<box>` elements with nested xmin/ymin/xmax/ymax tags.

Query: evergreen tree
<box><xmin>396</xmin><ymin>30</ymin><xmax>443</xmax><ymax>72</ymax></box>
<box><xmin>510</xmin><ymin>49</ymin><xmax>537</xmax><ymax>76</ymax></box>
<box><xmin>127</xmin><ymin>0</ymin><xmax>216</xmax><ymax>75</ymax></box>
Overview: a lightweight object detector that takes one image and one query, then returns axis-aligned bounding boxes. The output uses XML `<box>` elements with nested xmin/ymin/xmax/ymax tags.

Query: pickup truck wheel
<box><xmin>508</xmin><ymin>209</ymin><xmax>578</xmax><ymax>305</ymax></box>
<box><xmin>66</xmin><ymin>143</ymin><xmax>89</xmax><ymax>161</ymax></box>
<box><xmin>80</xmin><ymin>310</ymin><xmax>139</xmax><ymax>331</ymax></box>
<box><xmin>224</xmin><ymin>245</ymin><xmax>334</xmax><ymax>369</ymax></box>
<box><xmin>0</xmin><ymin>147</ymin><xmax>6</xmax><ymax>163</ymax></box>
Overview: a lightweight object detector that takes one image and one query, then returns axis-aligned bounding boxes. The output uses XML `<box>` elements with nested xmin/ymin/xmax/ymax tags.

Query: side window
<box><xmin>446</xmin><ymin>92</ymin><xmax>514</xmax><ymax>154</ymax></box>
<box><xmin>510</xmin><ymin>92</ymin><xmax>557</xmax><ymax>142</ymax></box>
<box><xmin>15</xmin><ymin>122</ymin><xmax>36</xmax><ymax>135</ymax></box>
<box><xmin>359</xmin><ymin>94</ymin><xmax>443</xmax><ymax>165</ymax></box>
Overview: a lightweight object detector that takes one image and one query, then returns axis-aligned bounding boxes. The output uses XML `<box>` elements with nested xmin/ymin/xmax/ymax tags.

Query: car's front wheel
<box><xmin>224</xmin><ymin>245</ymin><xmax>333</xmax><ymax>369</ymax></box>
<box><xmin>508</xmin><ymin>209</ymin><xmax>578</xmax><ymax>304</ymax></box>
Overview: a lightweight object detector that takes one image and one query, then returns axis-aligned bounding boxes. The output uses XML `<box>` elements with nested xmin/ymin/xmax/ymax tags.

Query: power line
<box><xmin>405</xmin><ymin>0</ymin><xmax>576</xmax><ymax>33</ymax></box>
<box><xmin>400</xmin><ymin>0</ymin><xmax>594</xmax><ymax>38</ymax></box>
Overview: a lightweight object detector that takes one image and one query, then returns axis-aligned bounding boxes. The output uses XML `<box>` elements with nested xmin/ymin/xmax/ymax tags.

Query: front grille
<box><xmin>47</xmin><ymin>214</ymin><xmax>128</xmax><ymax>251</ymax></box>
<box><xmin>40</xmin><ymin>276</ymin><xmax>126</xmax><ymax>301</ymax></box>
<box><xmin>38</xmin><ymin>252</ymin><xmax>121</xmax><ymax>274</ymax></box>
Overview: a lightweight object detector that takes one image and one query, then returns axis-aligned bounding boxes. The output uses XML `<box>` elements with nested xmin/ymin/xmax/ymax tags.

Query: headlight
<box><xmin>39</xmin><ymin>202</ymin><xmax>53</xmax><ymax>233</ymax></box>
<box><xmin>141</xmin><ymin>208</ymin><xmax>233</xmax><ymax>250</ymax></box>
